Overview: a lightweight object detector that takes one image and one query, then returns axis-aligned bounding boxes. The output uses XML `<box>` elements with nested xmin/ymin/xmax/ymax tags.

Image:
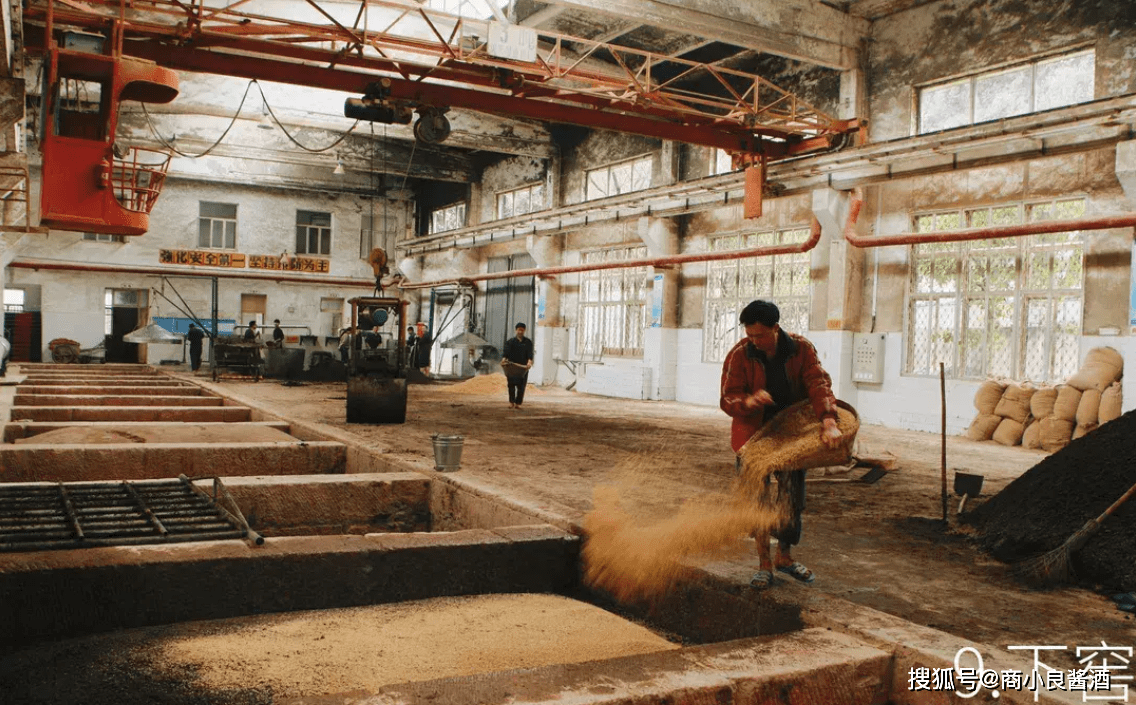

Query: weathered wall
<box><xmin>751</xmin><ymin>55</ymin><xmax>841</xmax><ymax>120</ymax></box>
<box><xmin>560</xmin><ymin>130</ymin><xmax>661</xmax><ymax>206</ymax></box>
<box><xmin>477</xmin><ymin>156</ymin><xmax>550</xmax><ymax>224</ymax></box>
<box><xmin>868</xmin><ymin>0</ymin><xmax>1136</xmax><ymax>141</ymax></box>
<box><xmin>862</xmin><ymin>147</ymin><xmax>1132</xmax><ymax>337</ymax></box>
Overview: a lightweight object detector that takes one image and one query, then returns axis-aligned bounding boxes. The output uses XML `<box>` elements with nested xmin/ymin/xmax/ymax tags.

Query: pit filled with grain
<box><xmin>0</xmin><ymin>594</ymin><xmax>677</xmax><ymax>704</ymax></box>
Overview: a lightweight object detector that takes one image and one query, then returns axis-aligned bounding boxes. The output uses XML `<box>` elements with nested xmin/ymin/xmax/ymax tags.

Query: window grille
<box><xmin>906</xmin><ymin>198</ymin><xmax>1085</xmax><ymax>383</ymax></box>
<box><xmin>577</xmin><ymin>245</ymin><xmax>649</xmax><ymax>357</ymax></box>
<box><xmin>703</xmin><ymin>227</ymin><xmax>811</xmax><ymax>362</ymax></box>
<box><xmin>83</xmin><ymin>232</ymin><xmax>125</xmax><ymax>243</ymax></box>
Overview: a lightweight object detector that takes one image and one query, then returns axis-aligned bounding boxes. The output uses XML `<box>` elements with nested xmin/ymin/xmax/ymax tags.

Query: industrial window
<box><xmin>497</xmin><ymin>183</ymin><xmax>545</xmax><ymax>219</ymax></box>
<box><xmin>296</xmin><ymin>210</ymin><xmax>332</xmax><ymax>256</ymax></box>
<box><xmin>198</xmin><ymin>202</ymin><xmax>237</xmax><ymax>250</ymax></box>
<box><xmin>585</xmin><ymin>155</ymin><xmax>653</xmax><ymax>201</ymax></box>
<box><xmin>905</xmin><ymin>198</ymin><xmax>1085</xmax><ymax>383</ymax></box>
<box><xmin>710</xmin><ymin>148</ymin><xmax>736</xmax><ymax>176</ymax></box>
<box><xmin>3</xmin><ymin>288</ymin><xmax>25</xmax><ymax>313</ymax></box>
<box><xmin>917</xmin><ymin>48</ymin><xmax>1094</xmax><ymax>134</ymax></box>
<box><xmin>429</xmin><ymin>203</ymin><xmax>466</xmax><ymax>234</ymax></box>
<box><xmin>577</xmin><ymin>245</ymin><xmax>649</xmax><ymax>357</ymax></box>
<box><xmin>83</xmin><ymin>232</ymin><xmax>125</xmax><ymax>243</ymax></box>
<box><xmin>702</xmin><ymin>227</ymin><xmax>812</xmax><ymax>363</ymax></box>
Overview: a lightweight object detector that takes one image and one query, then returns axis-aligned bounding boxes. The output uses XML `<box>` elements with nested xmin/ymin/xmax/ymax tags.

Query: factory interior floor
<box><xmin>168</xmin><ymin>370</ymin><xmax>1133</xmax><ymax>672</ymax></box>
<box><xmin>3</xmin><ymin>362</ymin><xmax>1133</xmax><ymax>703</ymax></box>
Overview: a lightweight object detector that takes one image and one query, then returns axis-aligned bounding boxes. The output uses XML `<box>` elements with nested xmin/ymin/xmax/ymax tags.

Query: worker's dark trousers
<box><xmin>737</xmin><ymin>458</ymin><xmax>807</xmax><ymax>547</ymax></box>
<box><xmin>507</xmin><ymin>372</ymin><xmax>528</xmax><ymax>405</ymax></box>
<box><xmin>190</xmin><ymin>347</ymin><xmax>202</xmax><ymax>371</ymax></box>
<box><xmin>770</xmin><ymin>469</ymin><xmax>807</xmax><ymax>546</ymax></box>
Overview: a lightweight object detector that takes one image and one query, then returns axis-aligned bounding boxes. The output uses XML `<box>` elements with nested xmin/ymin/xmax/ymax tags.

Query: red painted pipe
<box><xmin>8</xmin><ymin>259</ymin><xmax>376</xmax><ymax>287</ymax></box>
<box><xmin>842</xmin><ymin>189</ymin><xmax>1136</xmax><ymax>247</ymax></box>
<box><xmin>398</xmin><ymin>216</ymin><xmax>824</xmax><ymax>290</ymax></box>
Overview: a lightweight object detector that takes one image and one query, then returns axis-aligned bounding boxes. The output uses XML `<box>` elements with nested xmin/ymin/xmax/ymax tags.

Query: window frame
<box><xmin>198</xmin><ymin>202</ymin><xmax>238</xmax><ymax>250</ymax></box>
<box><xmin>429</xmin><ymin>202</ymin><xmax>467</xmax><ymax>235</ymax></box>
<box><xmin>496</xmin><ymin>182</ymin><xmax>546</xmax><ymax>220</ymax></box>
<box><xmin>702</xmin><ymin>226</ymin><xmax>813</xmax><ymax>363</ymax></box>
<box><xmin>83</xmin><ymin>232</ymin><xmax>125</xmax><ymax>243</ymax></box>
<box><xmin>576</xmin><ymin>245</ymin><xmax>650</xmax><ymax>358</ymax></box>
<box><xmin>903</xmin><ymin>198</ymin><xmax>1086</xmax><ymax>383</ymax></box>
<box><xmin>584</xmin><ymin>154</ymin><xmax>654</xmax><ymax>201</ymax></box>
<box><xmin>296</xmin><ymin>209</ymin><xmax>332</xmax><ymax>257</ymax></box>
<box><xmin>915</xmin><ymin>47</ymin><xmax>1095</xmax><ymax>135</ymax></box>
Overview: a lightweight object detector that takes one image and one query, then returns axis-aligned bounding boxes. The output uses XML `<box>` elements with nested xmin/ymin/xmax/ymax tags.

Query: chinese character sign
<box><xmin>159</xmin><ymin>249</ymin><xmax>247</xmax><ymax>268</ymax></box>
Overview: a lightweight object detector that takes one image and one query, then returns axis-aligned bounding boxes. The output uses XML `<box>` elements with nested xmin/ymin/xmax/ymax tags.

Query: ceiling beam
<box><xmin>666</xmin><ymin>38</ymin><xmax>715</xmax><ymax>58</ymax></box>
<box><xmin>589</xmin><ymin>22</ymin><xmax>639</xmax><ymax>45</ymax></box>
<box><xmin>538</xmin><ymin>0</ymin><xmax>867</xmax><ymax>69</ymax></box>
<box><xmin>519</xmin><ymin>5</ymin><xmax>568</xmax><ymax>27</ymax></box>
<box><xmin>846</xmin><ymin>0</ymin><xmax>939</xmax><ymax>20</ymax></box>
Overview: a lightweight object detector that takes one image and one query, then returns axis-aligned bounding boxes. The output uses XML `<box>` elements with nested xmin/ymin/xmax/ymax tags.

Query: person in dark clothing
<box><xmin>272</xmin><ymin>319</ymin><xmax>285</xmax><ymax>347</ymax></box>
<box><xmin>187</xmin><ymin>323</ymin><xmax>205</xmax><ymax>372</ymax></box>
<box><xmin>501</xmin><ymin>322</ymin><xmax>534</xmax><ymax>409</ymax></box>
<box><xmin>415</xmin><ymin>322</ymin><xmax>432</xmax><ymax>375</ymax></box>
<box><xmin>720</xmin><ymin>300</ymin><xmax>842</xmax><ymax>590</ymax></box>
<box><xmin>243</xmin><ymin>321</ymin><xmax>261</xmax><ymax>343</ymax></box>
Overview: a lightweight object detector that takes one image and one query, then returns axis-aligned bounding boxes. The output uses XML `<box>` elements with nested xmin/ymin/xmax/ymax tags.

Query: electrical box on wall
<box><xmin>551</xmin><ymin>328</ymin><xmax>569</xmax><ymax>361</ymax></box>
<box><xmin>853</xmin><ymin>333</ymin><xmax>886</xmax><ymax>384</ymax></box>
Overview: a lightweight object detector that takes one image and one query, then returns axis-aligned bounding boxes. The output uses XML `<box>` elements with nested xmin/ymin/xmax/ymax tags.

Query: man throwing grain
<box><xmin>720</xmin><ymin>300</ymin><xmax>843</xmax><ymax>590</ymax></box>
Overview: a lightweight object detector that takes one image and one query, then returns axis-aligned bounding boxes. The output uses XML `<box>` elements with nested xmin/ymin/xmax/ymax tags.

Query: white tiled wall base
<box><xmin>577</xmin><ymin>361</ymin><xmax>652</xmax><ymax>400</ymax></box>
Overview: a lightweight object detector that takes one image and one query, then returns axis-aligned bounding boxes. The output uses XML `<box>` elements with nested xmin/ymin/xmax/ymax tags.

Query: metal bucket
<box><xmin>431</xmin><ymin>434</ymin><xmax>464</xmax><ymax>471</ymax></box>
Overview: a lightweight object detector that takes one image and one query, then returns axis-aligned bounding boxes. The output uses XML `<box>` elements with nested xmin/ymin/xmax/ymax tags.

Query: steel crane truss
<box><xmin>23</xmin><ymin>0</ymin><xmax>860</xmax><ymax>159</ymax></box>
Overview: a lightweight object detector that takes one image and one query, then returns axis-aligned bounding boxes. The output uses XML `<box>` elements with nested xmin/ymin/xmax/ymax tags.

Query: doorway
<box><xmin>104</xmin><ymin>289</ymin><xmax>149</xmax><ymax>363</ymax></box>
<box><xmin>485</xmin><ymin>254</ymin><xmax>536</xmax><ymax>357</ymax></box>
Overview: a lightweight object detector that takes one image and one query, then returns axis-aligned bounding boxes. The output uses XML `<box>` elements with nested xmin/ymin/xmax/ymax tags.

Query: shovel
<box><xmin>953</xmin><ymin>470</ymin><xmax>985</xmax><ymax>513</ymax></box>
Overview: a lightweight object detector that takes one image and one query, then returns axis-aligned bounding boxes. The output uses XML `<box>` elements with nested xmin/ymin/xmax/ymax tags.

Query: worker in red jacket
<box><xmin>720</xmin><ymin>299</ymin><xmax>842</xmax><ymax>590</ymax></box>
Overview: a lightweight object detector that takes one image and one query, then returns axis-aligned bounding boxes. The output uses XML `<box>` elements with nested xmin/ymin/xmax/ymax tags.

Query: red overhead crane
<box><xmin>23</xmin><ymin>0</ymin><xmax>862</xmax><ymax>231</ymax></box>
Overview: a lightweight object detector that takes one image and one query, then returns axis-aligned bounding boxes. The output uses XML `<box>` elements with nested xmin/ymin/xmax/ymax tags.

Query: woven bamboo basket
<box><xmin>737</xmin><ymin>399</ymin><xmax>860</xmax><ymax>485</ymax></box>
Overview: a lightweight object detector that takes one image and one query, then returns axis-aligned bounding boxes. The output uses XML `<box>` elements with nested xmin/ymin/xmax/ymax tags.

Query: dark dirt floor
<box><xmin>177</xmin><ymin>372</ymin><xmax>1135</xmax><ymax>671</ymax></box>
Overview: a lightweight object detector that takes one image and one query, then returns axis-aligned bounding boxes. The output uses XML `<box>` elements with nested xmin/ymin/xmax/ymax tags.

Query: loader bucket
<box><xmin>347</xmin><ymin>375</ymin><xmax>408</xmax><ymax>424</ymax></box>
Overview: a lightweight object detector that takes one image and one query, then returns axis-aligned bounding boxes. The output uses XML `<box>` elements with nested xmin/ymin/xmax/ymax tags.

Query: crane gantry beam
<box><xmin>23</xmin><ymin>0</ymin><xmax>861</xmax><ymax>159</ymax></box>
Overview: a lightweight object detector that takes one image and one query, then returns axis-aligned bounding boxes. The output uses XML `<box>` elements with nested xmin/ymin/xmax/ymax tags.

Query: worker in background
<box><xmin>272</xmin><ymin>319</ymin><xmax>285</xmax><ymax>347</ymax></box>
<box><xmin>502</xmin><ymin>322</ymin><xmax>534</xmax><ymax>409</ymax></box>
<box><xmin>187</xmin><ymin>323</ymin><xmax>205</xmax><ymax>372</ymax></box>
<box><xmin>415</xmin><ymin>322</ymin><xmax>432</xmax><ymax>376</ymax></box>
<box><xmin>338</xmin><ymin>326</ymin><xmax>354</xmax><ymax>364</ymax></box>
<box><xmin>719</xmin><ymin>300</ymin><xmax>842</xmax><ymax>591</ymax></box>
<box><xmin>243</xmin><ymin>321</ymin><xmax>261</xmax><ymax>343</ymax></box>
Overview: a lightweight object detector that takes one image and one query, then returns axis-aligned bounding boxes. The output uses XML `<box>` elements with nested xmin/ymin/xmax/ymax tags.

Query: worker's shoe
<box><xmin>775</xmin><ymin>562</ymin><xmax>815</xmax><ymax>584</ymax></box>
<box><xmin>749</xmin><ymin>569</ymin><xmax>775</xmax><ymax>590</ymax></box>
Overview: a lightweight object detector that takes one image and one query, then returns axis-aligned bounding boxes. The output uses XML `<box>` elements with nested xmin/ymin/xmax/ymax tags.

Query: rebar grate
<box><xmin>0</xmin><ymin>477</ymin><xmax>252</xmax><ymax>552</ymax></box>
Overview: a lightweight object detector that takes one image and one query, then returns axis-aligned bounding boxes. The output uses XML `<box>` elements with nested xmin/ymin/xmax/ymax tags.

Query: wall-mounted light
<box><xmin>333</xmin><ymin>155</ymin><xmax>346</xmax><ymax>175</ymax></box>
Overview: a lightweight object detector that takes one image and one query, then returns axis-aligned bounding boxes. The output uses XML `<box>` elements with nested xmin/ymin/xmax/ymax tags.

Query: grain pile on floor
<box><xmin>583</xmin><ymin>401</ymin><xmax>859</xmax><ymax>603</ymax></box>
<box><xmin>12</xmin><ymin>424</ymin><xmax>296</xmax><ymax>444</ymax></box>
<box><xmin>0</xmin><ymin>594</ymin><xmax>676</xmax><ymax>704</ymax></box>
<box><xmin>968</xmin><ymin>409</ymin><xmax>1136</xmax><ymax>591</ymax></box>
<box><xmin>440</xmin><ymin>372</ymin><xmax>542</xmax><ymax>396</ymax></box>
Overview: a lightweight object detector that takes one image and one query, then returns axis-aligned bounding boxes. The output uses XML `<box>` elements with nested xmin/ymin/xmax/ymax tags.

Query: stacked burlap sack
<box><xmin>967</xmin><ymin>347</ymin><xmax>1123</xmax><ymax>452</ymax></box>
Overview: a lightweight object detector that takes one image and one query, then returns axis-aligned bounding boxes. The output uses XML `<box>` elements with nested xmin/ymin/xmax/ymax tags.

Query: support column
<box><xmin>639</xmin><ymin>215</ymin><xmax>679</xmax><ymax>400</ymax></box>
<box><xmin>1117</xmin><ymin>141</ymin><xmax>1136</xmax><ymax>411</ymax></box>
<box><xmin>397</xmin><ymin>256</ymin><xmax>424</xmax><ymax>324</ymax></box>
<box><xmin>811</xmin><ymin>188</ymin><xmax>864</xmax><ymax>405</ymax></box>
<box><xmin>526</xmin><ymin>233</ymin><xmax>563</xmax><ymax>385</ymax></box>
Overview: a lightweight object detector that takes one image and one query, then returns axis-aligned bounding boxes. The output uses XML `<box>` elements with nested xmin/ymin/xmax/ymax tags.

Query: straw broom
<box><xmin>1013</xmin><ymin>478</ymin><xmax>1136</xmax><ymax>585</ymax></box>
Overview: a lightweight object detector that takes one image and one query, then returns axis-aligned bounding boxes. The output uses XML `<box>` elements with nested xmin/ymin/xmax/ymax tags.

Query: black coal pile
<box><xmin>967</xmin><ymin>409</ymin><xmax>1136</xmax><ymax>591</ymax></box>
